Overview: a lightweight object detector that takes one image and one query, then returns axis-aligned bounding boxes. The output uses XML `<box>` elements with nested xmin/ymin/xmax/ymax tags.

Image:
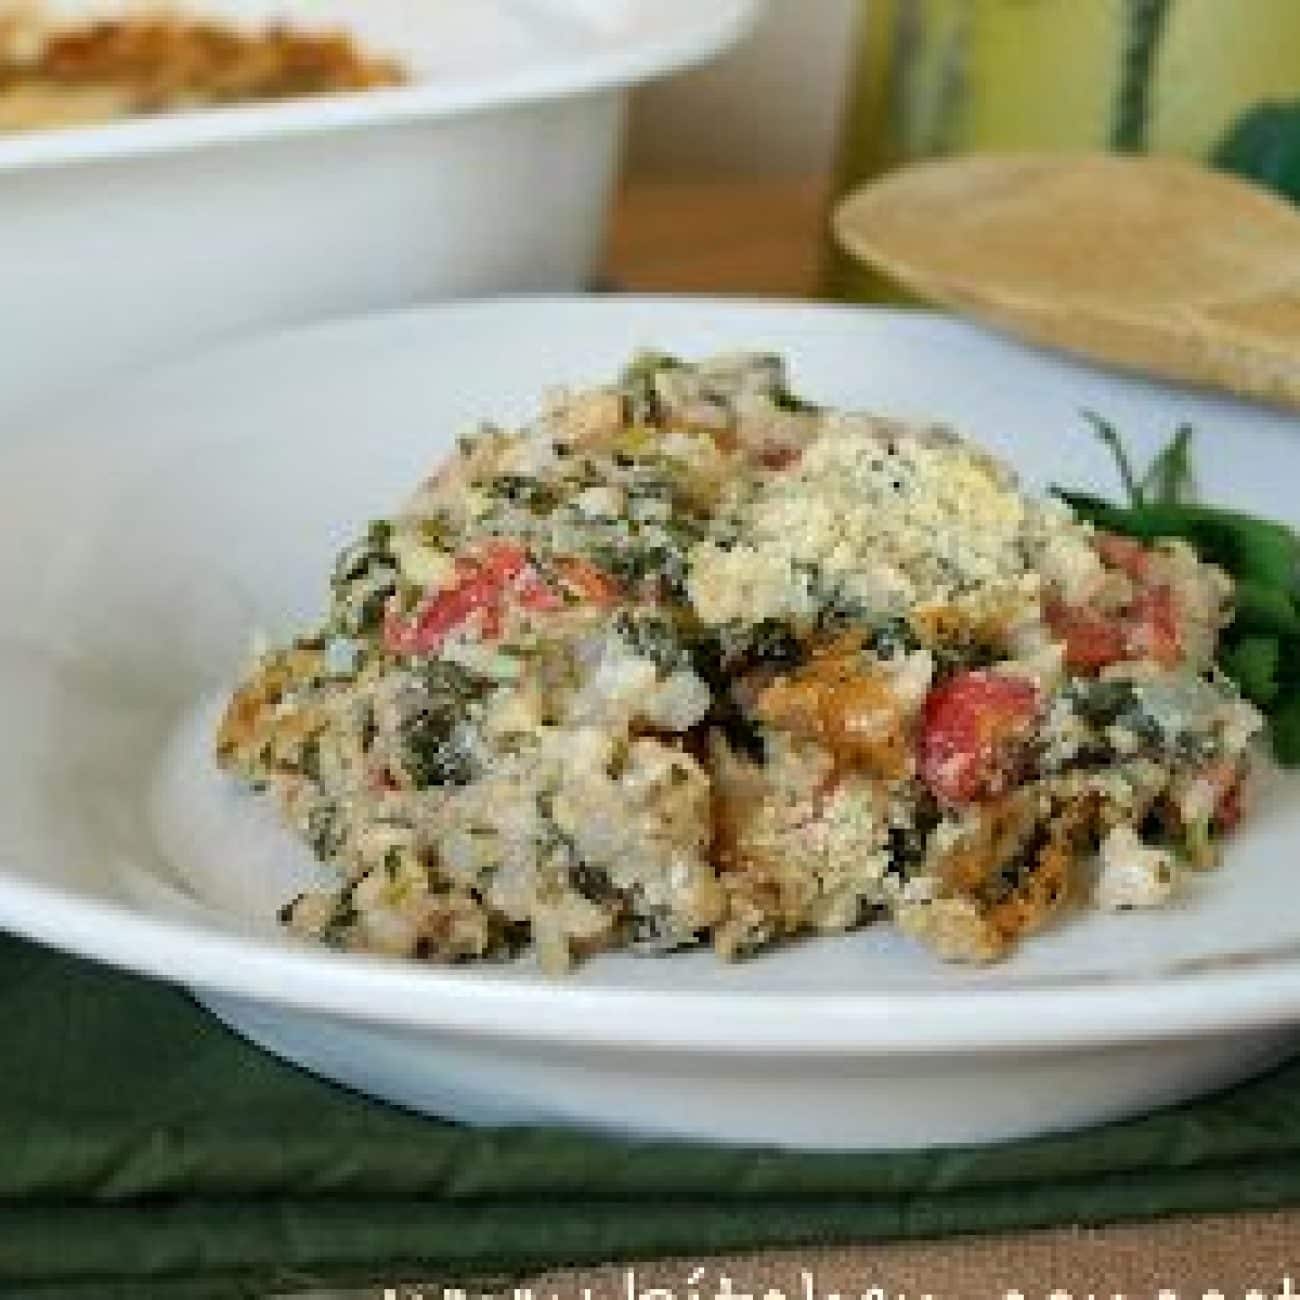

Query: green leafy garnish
<box><xmin>1080</xmin><ymin>410</ymin><xmax>1194</xmax><ymax>508</ymax></box>
<box><xmin>1080</xmin><ymin>411</ymin><xmax>1145</xmax><ymax>505</ymax></box>
<box><xmin>1142</xmin><ymin>422</ymin><xmax>1194</xmax><ymax>506</ymax></box>
<box><xmin>1220</xmin><ymin>635</ymin><xmax>1281</xmax><ymax>708</ymax></box>
<box><xmin>1272</xmin><ymin>691</ymin><xmax>1300</xmax><ymax>766</ymax></box>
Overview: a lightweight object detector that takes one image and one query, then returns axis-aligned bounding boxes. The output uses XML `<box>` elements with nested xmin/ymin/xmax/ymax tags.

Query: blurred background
<box><xmin>626</xmin><ymin>0</ymin><xmax>857</xmax><ymax>178</ymax></box>
<box><xmin>8</xmin><ymin>0</ymin><xmax>1300</xmax><ymax>416</ymax></box>
<box><xmin>611</xmin><ymin>0</ymin><xmax>856</xmax><ymax>299</ymax></box>
<box><xmin>614</xmin><ymin>0</ymin><xmax>1300</xmax><ymax>299</ymax></box>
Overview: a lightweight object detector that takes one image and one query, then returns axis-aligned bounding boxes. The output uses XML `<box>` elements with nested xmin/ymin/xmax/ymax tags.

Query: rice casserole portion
<box><xmin>217</xmin><ymin>352</ymin><xmax>1263</xmax><ymax>971</ymax></box>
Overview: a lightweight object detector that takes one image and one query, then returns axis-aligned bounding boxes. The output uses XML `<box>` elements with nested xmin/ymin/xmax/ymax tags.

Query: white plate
<box><xmin>3</xmin><ymin>297</ymin><xmax>1300</xmax><ymax>1150</ymax></box>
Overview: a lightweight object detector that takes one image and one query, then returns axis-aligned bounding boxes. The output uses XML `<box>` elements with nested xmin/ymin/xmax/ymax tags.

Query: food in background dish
<box><xmin>0</xmin><ymin>7</ymin><xmax>404</xmax><ymax>132</ymax></box>
<box><xmin>217</xmin><ymin>352</ymin><xmax>1262</xmax><ymax>972</ymax></box>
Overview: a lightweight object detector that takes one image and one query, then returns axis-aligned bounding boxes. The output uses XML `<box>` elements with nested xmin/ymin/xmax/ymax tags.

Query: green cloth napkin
<box><xmin>4</xmin><ymin>933</ymin><xmax>1300</xmax><ymax>1300</ymax></box>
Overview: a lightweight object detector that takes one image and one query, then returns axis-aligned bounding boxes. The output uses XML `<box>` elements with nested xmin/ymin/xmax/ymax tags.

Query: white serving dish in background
<box><xmin>0</xmin><ymin>0</ymin><xmax>760</xmax><ymax>424</ymax></box>
<box><xmin>2</xmin><ymin>297</ymin><xmax>1300</xmax><ymax>1150</ymax></box>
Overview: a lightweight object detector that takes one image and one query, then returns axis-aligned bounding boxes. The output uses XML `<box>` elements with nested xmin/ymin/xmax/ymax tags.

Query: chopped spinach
<box><xmin>276</xmin><ymin>893</ymin><xmax>303</xmax><ymax>926</ymax></box>
<box><xmin>419</xmin><ymin>659</ymin><xmax>490</xmax><ymax>701</ymax></box>
<box><xmin>587</xmin><ymin>538</ymin><xmax>690</xmax><ymax>598</ymax></box>
<box><xmin>334</xmin><ymin>521</ymin><xmax>395</xmax><ymax>583</ymax></box>
<box><xmin>615</xmin><ymin>609</ymin><xmax>691</xmax><ymax>673</ymax></box>
<box><xmin>396</xmin><ymin>662</ymin><xmax>489</xmax><ymax>789</ymax></box>
<box><xmin>770</xmin><ymin>386</ymin><xmax>820</xmax><ymax>414</ymax></box>
<box><xmin>398</xmin><ymin>710</ymin><xmax>476</xmax><ymax>789</ymax></box>
<box><xmin>863</xmin><ymin>616</ymin><xmax>923</xmax><ymax>661</ymax></box>
<box><xmin>306</xmin><ymin>801</ymin><xmax>346</xmax><ymax>862</ymax></box>
<box><xmin>627</xmin><ymin>905</ymin><xmax>703</xmax><ymax>954</ymax></box>
<box><xmin>329</xmin><ymin>519</ymin><xmax>399</xmax><ymax>634</ymax></box>
<box><xmin>1055</xmin><ymin>677</ymin><xmax>1220</xmax><ymax>770</ymax></box>
<box><xmin>885</xmin><ymin>799</ymin><xmax>940</xmax><ymax>881</ymax></box>
<box><xmin>1065</xmin><ymin>677</ymin><xmax>1142</xmax><ymax>729</ymax></box>
<box><xmin>569</xmin><ymin>861</ymin><xmax>617</xmax><ymax>904</ymax></box>
<box><xmin>621</xmin><ymin>351</ymin><xmax>684</xmax><ymax>425</ymax></box>
<box><xmin>741</xmin><ymin>619</ymin><xmax>804</xmax><ymax>670</ymax></box>
<box><xmin>680</xmin><ymin>624</ymin><xmax>776</xmax><ymax>763</ymax></box>
<box><xmin>296</xmin><ymin>735</ymin><xmax>322</xmax><ymax>783</ymax></box>
<box><xmin>706</xmin><ymin>619</ymin><xmax>806</xmax><ymax>677</ymax></box>
<box><xmin>484</xmin><ymin>474</ymin><xmax>560</xmax><ymax>514</ymax></box>
<box><xmin>319</xmin><ymin>889</ymin><xmax>359</xmax><ymax>947</ymax></box>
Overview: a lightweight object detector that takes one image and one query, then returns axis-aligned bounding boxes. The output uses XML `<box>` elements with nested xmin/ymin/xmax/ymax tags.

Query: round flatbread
<box><xmin>834</xmin><ymin>152</ymin><xmax>1300</xmax><ymax>411</ymax></box>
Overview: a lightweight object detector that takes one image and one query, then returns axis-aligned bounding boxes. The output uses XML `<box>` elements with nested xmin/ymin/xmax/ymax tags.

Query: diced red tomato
<box><xmin>384</xmin><ymin>562</ymin><xmax>503</xmax><ymax>655</ymax></box>
<box><xmin>1125</xmin><ymin>583</ymin><xmax>1181</xmax><ymax>668</ymax></box>
<box><xmin>1202</xmin><ymin>760</ymin><xmax>1246</xmax><ymax>832</ymax></box>
<box><xmin>1045</xmin><ymin>599</ymin><xmax>1129</xmax><ymax>672</ymax></box>
<box><xmin>515</xmin><ymin>570</ymin><xmax>563</xmax><ymax>613</ymax></box>
<box><xmin>1094</xmin><ymin>532</ymin><xmax>1150</xmax><ymax>581</ymax></box>
<box><xmin>384</xmin><ymin>542</ymin><xmax>527</xmax><ymax>656</ymax></box>
<box><xmin>554</xmin><ymin>556</ymin><xmax>621</xmax><ymax>606</ymax></box>
<box><xmin>1046</xmin><ymin>590</ymin><xmax>1181</xmax><ymax>673</ymax></box>
<box><xmin>757</xmin><ymin>444</ymin><xmax>802</xmax><ymax>471</ymax></box>
<box><xmin>1216</xmin><ymin>781</ymin><xmax>1244</xmax><ymax>832</ymax></box>
<box><xmin>1045</xmin><ymin>531</ymin><xmax>1182</xmax><ymax>672</ymax></box>
<box><xmin>368</xmin><ymin>764</ymin><xmax>399</xmax><ymax>793</ymax></box>
<box><xmin>918</xmin><ymin>670</ymin><xmax>1041</xmax><ymax>805</ymax></box>
<box><xmin>477</xmin><ymin>540</ymin><xmax>529</xmax><ymax>582</ymax></box>
<box><xmin>383</xmin><ymin>542</ymin><xmax>619</xmax><ymax>656</ymax></box>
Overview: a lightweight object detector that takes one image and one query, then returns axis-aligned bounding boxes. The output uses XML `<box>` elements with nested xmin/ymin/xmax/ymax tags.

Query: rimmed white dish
<box><xmin>3</xmin><ymin>297</ymin><xmax>1300</xmax><ymax>1150</ymax></box>
<box><xmin>0</xmin><ymin>0</ymin><xmax>761</xmax><ymax>423</ymax></box>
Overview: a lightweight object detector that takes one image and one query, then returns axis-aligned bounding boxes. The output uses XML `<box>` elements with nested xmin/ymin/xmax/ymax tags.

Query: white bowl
<box><xmin>0</xmin><ymin>0</ymin><xmax>760</xmax><ymax>424</ymax></box>
<box><xmin>4</xmin><ymin>298</ymin><xmax>1300</xmax><ymax>1150</ymax></box>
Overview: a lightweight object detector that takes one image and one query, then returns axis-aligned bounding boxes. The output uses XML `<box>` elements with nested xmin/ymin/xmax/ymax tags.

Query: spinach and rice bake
<box><xmin>0</xmin><ymin>10</ymin><xmax>404</xmax><ymax>133</ymax></box>
<box><xmin>217</xmin><ymin>352</ymin><xmax>1262</xmax><ymax>971</ymax></box>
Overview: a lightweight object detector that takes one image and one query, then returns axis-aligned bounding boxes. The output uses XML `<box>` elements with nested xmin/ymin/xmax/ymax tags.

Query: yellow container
<box><xmin>828</xmin><ymin>0</ymin><xmax>1300</xmax><ymax>300</ymax></box>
